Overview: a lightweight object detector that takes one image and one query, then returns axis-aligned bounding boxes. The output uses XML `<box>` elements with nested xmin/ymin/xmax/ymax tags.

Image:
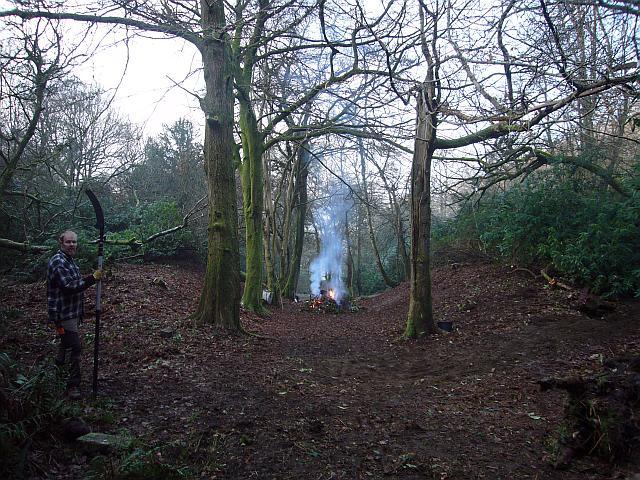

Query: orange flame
<box><xmin>328</xmin><ymin>289</ymin><xmax>335</xmax><ymax>300</ymax></box>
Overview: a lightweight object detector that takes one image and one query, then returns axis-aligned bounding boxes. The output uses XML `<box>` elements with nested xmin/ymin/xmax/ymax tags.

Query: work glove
<box><xmin>53</xmin><ymin>321</ymin><xmax>65</xmax><ymax>335</ymax></box>
<box><xmin>92</xmin><ymin>269</ymin><xmax>103</xmax><ymax>281</ymax></box>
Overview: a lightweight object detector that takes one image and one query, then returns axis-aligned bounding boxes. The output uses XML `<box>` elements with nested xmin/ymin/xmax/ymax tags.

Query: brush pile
<box><xmin>301</xmin><ymin>295</ymin><xmax>359</xmax><ymax>314</ymax></box>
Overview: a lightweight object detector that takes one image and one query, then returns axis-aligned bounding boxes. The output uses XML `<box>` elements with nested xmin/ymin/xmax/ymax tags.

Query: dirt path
<box><xmin>2</xmin><ymin>261</ymin><xmax>639</xmax><ymax>479</ymax></box>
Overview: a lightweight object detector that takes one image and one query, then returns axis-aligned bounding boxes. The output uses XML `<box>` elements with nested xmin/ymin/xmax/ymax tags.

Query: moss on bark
<box><xmin>191</xmin><ymin>1</ymin><xmax>241</xmax><ymax>330</ymax></box>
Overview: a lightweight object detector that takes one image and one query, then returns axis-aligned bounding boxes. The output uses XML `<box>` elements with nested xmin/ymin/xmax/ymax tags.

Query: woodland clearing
<box><xmin>1</xmin><ymin>260</ymin><xmax>639</xmax><ymax>479</ymax></box>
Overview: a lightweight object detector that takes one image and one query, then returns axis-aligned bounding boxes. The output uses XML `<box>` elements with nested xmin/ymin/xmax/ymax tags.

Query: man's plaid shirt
<box><xmin>47</xmin><ymin>250</ymin><xmax>94</xmax><ymax>325</ymax></box>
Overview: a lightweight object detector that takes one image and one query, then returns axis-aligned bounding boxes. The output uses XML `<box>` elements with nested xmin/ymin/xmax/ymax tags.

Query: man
<box><xmin>47</xmin><ymin>230</ymin><xmax>102</xmax><ymax>400</ymax></box>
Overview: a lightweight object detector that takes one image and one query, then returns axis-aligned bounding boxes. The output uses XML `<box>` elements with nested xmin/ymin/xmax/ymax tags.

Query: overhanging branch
<box><xmin>434</xmin><ymin>73</ymin><xmax>638</xmax><ymax>150</ymax></box>
<box><xmin>0</xmin><ymin>8</ymin><xmax>202</xmax><ymax>46</ymax></box>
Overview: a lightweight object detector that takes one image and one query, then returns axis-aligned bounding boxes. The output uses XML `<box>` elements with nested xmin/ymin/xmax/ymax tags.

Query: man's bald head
<box><xmin>59</xmin><ymin>231</ymin><xmax>78</xmax><ymax>257</ymax></box>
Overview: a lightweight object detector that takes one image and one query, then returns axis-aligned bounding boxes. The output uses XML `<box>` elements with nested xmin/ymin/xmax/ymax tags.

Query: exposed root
<box><xmin>540</xmin><ymin>355</ymin><xmax>640</xmax><ymax>468</ymax></box>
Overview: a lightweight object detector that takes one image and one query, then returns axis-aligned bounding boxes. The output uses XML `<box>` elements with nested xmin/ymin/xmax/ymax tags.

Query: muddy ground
<box><xmin>2</xmin><ymin>260</ymin><xmax>639</xmax><ymax>479</ymax></box>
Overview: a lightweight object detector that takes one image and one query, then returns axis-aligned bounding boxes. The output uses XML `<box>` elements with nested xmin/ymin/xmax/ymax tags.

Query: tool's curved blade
<box><xmin>85</xmin><ymin>189</ymin><xmax>105</xmax><ymax>238</ymax></box>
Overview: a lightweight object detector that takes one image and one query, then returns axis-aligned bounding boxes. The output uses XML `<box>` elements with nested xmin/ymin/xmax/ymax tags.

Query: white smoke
<box><xmin>309</xmin><ymin>187</ymin><xmax>351</xmax><ymax>304</ymax></box>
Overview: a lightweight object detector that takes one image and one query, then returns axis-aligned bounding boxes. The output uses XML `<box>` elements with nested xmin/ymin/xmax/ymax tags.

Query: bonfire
<box><xmin>302</xmin><ymin>288</ymin><xmax>359</xmax><ymax>314</ymax></box>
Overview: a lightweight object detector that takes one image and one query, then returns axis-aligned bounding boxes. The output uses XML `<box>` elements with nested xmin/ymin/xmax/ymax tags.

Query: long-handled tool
<box><xmin>85</xmin><ymin>189</ymin><xmax>104</xmax><ymax>399</ymax></box>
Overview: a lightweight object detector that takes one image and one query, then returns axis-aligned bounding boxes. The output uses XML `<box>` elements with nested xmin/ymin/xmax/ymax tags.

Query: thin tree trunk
<box><xmin>345</xmin><ymin>210</ymin><xmax>355</xmax><ymax>298</ymax></box>
<box><xmin>371</xmin><ymin>157</ymin><xmax>409</xmax><ymax>281</ymax></box>
<box><xmin>283</xmin><ymin>143</ymin><xmax>310</xmax><ymax>299</ymax></box>
<box><xmin>0</xmin><ymin>61</ymin><xmax>48</xmax><ymax>214</ymax></box>
<box><xmin>239</xmin><ymin>100</ymin><xmax>266</xmax><ymax>313</ymax></box>
<box><xmin>279</xmin><ymin>149</ymin><xmax>298</xmax><ymax>290</ymax></box>
<box><xmin>263</xmin><ymin>152</ymin><xmax>280</xmax><ymax>305</ymax></box>
<box><xmin>355</xmin><ymin>203</ymin><xmax>362</xmax><ymax>296</ymax></box>
<box><xmin>404</xmin><ymin>82</ymin><xmax>437</xmax><ymax>338</ymax></box>
<box><xmin>358</xmin><ymin>139</ymin><xmax>397</xmax><ymax>288</ymax></box>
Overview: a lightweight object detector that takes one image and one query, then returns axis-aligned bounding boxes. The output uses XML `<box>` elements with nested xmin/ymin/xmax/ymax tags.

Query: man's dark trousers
<box><xmin>55</xmin><ymin>330</ymin><xmax>82</xmax><ymax>388</ymax></box>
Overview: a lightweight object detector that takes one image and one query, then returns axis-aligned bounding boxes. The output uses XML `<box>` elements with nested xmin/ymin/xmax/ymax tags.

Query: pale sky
<box><xmin>75</xmin><ymin>31</ymin><xmax>204</xmax><ymax>137</ymax></box>
<box><xmin>0</xmin><ymin>0</ymin><xmax>206</xmax><ymax>138</ymax></box>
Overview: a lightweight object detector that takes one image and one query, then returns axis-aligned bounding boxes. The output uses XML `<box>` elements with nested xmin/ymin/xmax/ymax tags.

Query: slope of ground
<box><xmin>1</xmin><ymin>260</ymin><xmax>639</xmax><ymax>479</ymax></box>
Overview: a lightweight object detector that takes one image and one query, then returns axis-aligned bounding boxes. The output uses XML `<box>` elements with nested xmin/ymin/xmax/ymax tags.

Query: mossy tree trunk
<box><xmin>231</xmin><ymin>0</ymin><xmax>269</xmax><ymax>313</ymax></box>
<box><xmin>238</xmin><ymin>99</ymin><xmax>267</xmax><ymax>313</ymax></box>
<box><xmin>191</xmin><ymin>0</ymin><xmax>240</xmax><ymax>329</ymax></box>
<box><xmin>404</xmin><ymin>82</ymin><xmax>438</xmax><ymax>338</ymax></box>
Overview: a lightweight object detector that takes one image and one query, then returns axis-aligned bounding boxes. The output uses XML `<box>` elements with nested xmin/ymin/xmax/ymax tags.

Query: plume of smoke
<box><xmin>309</xmin><ymin>186</ymin><xmax>351</xmax><ymax>304</ymax></box>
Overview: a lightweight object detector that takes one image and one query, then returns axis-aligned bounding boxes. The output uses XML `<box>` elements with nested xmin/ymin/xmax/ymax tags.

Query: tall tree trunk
<box><xmin>263</xmin><ymin>152</ymin><xmax>280</xmax><ymax>305</ymax></box>
<box><xmin>396</xmin><ymin>209</ymin><xmax>409</xmax><ymax>281</ymax></box>
<box><xmin>364</xmin><ymin>199</ymin><xmax>397</xmax><ymax>288</ymax></box>
<box><xmin>404</xmin><ymin>83</ymin><xmax>437</xmax><ymax>338</ymax></box>
<box><xmin>283</xmin><ymin>143</ymin><xmax>310</xmax><ymax>299</ymax></box>
<box><xmin>371</xmin><ymin>158</ymin><xmax>410</xmax><ymax>281</ymax></box>
<box><xmin>358</xmin><ymin>140</ymin><xmax>397</xmax><ymax>288</ymax></box>
<box><xmin>239</xmin><ymin>100</ymin><xmax>267</xmax><ymax>313</ymax></box>
<box><xmin>192</xmin><ymin>0</ymin><xmax>241</xmax><ymax>329</ymax></box>
<box><xmin>345</xmin><ymin>210</ymin><xmax>355</xmax><ymax>298</ymax></box>
<box><xmin>355</xmin><ymin>203</ymin><xmax>362</xmax><ymax>296</ymax></box>
<box><xmin>278</xmin><ymin>151</ymin><xmax>297</xmax><ymax>290</ymax></box>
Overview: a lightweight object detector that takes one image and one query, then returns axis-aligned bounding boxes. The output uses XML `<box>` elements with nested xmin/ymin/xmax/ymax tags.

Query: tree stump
<box><xmin>539</xmin><ymin>356</ymin><xmax>640</xmax><ymax>469</ymax></box>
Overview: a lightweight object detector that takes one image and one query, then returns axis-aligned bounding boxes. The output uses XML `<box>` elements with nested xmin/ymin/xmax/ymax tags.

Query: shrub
<box><xmin>0</xmin><ymin>353</ymin><xmax>81</xmax><ymax>479</ymax></box>
<box><xmin>107</xmin><ymin>201</ymin><xmax>205</xmax><ymax>262</ymax></box>
<box><xmin>442</xmin><ymin>166</ymin><xmax>640</xmax><ymax>298</ymax></box>
<box><xmin>88</xmin><ymin>441</ymin><xmax>192</xmax><ymax>480</ymax></box>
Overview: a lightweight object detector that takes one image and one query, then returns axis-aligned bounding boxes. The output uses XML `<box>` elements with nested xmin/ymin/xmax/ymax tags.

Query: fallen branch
<box><xmin>511</xmin><ymin>266</ymin><xmax>538</xmax><ymax>278</ymax></box>
<box><xmin>0</xmin><ymin>238</ymin><xmax>50</xmax><ymax>253</ymax></box>
<box><xmin>98</xmin><ymin>195</ymin><xmax>208</xmax><ymax>249</ymax></box>
<box><xmin>541</xmin><ymin>266</ymin><xmax>573</xmax><ymax>290</ymax></box>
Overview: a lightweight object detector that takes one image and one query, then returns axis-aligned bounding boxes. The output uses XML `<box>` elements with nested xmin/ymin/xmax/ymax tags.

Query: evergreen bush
<box><xmin>438</xmin><ymin>166</ymin><xmax>640</xmax><ymax>298</ymax></box>
<box><xmin>107</xmin><ymin>201</ymin><xmax>206</xmax><ymax>262</ymax></box>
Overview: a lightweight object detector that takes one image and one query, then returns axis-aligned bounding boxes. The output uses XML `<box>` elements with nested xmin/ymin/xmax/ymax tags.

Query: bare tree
<box><xmin>231</xmin><ymin>0</ymin><xmax>412</xmax><ymax>311</ymax></box>
<box><xmin>35</xmin><ymin>79</ymin><xmax>141</xmax><ymax>188</ymax></box>
<box><xmin>1</xmin><ymin>2</ymin><xmax>241</xmax><ymax>328</ymax></box>
<box><xmin>1</xmin><ymin>0</ymin><xmax>415</xmax><ymax>319</ymax></box>
<box><xmin>0</xmin><ymin>16</ymin><xmax>121</xmax><ymax>251</ymax></box>
<box><xmin>356</xmin><ymin>137</ymin><xmax>398</xmax><ymax>287</ymax></box>
<box><xmin>1</xmin><ymin>16</ymin><xmax>65</xmax><ymax>213</ymax></box>
<box><xmin>402</xmin><ymin>0</ymin><xmax>637</xmax><ymax>337</ymax></box>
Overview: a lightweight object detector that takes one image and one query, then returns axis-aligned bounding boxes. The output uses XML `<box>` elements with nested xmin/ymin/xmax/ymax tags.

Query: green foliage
<box><xmin>439</xmin><ymin>166</ymin><xmax>640</xmax><ymax>298</ymax></box>
<box><xmin>108</xmin><ymin>201</ymin><xmax>205</xmax><ymax>261</ymax></box>
<box><xmin>357</xmin><ymin>262</ymin><xmax>388</xmax><ymax>295</ymax></box>
<box><xmin>88</xmin><ymin>443</ymin><xmax>192</xmax><ymax>480</ymax></box>
<box><xmin>0</xmin><ymin>353</ymin><xmax>81</xmax><ymax>479</ymax></box>
<box><xmin>1</xmin><ymin>116</ymin><xmax>207</xmax><ymax>276</ymax></box>
<box><xmin>432</xmin><ymin>212</ymin><xmax>483</xmax><ymax>258</ymax></box>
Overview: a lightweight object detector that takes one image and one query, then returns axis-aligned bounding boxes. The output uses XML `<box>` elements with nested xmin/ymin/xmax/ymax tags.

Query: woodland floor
<box><xmin>1</xmin><ymin>260</ymin><xmax>640</xmax><ymax>479</ymax></box>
